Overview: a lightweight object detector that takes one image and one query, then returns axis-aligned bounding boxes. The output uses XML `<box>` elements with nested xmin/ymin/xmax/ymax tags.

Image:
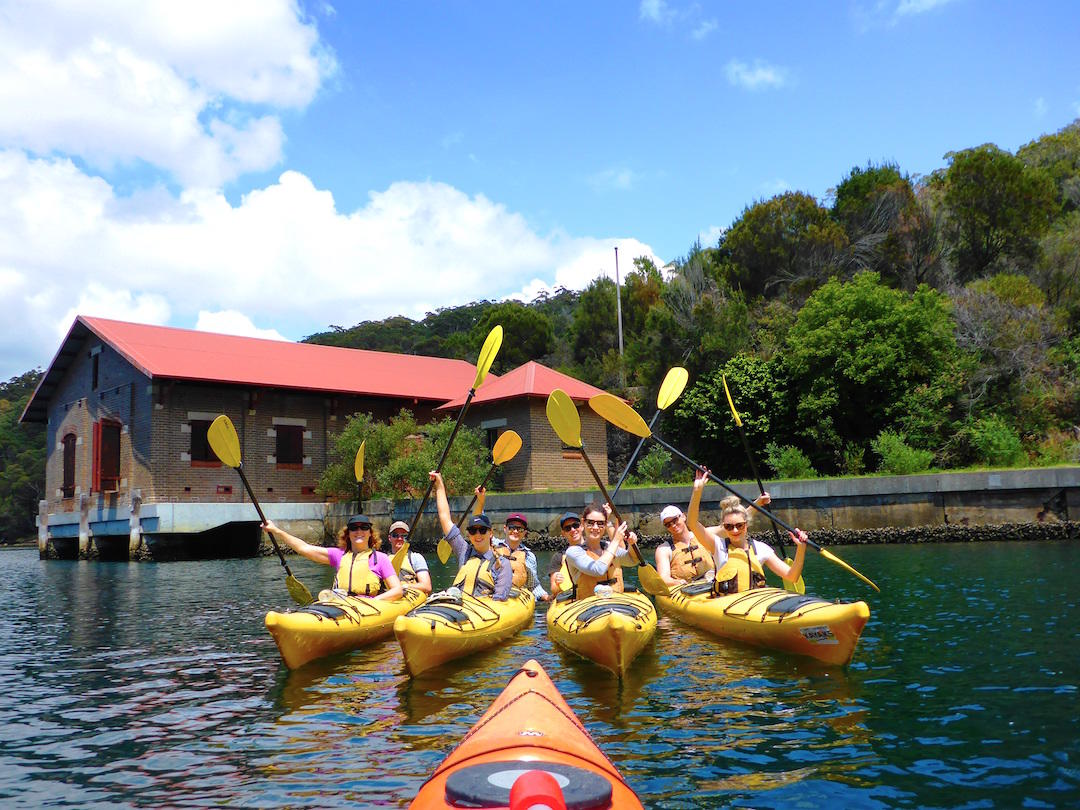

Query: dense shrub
<box><xmin>968</xmin><ymin>415</ymin><xmax>1027</xmax><ymax>467</ymax></box>
<box><xmin>870</xmin><ymin>431</ymin><xmax>934</xmax><ymax>475</ymax></box>
<box><xmin>764</xmin><ymin>443</ymin><xmax>817</xmax><ymax>479</ymax></box>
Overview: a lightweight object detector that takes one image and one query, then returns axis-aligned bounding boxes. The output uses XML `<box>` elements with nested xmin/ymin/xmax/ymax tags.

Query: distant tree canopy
<box><xmin>1</xmin><ymin>371</ymin><xmax>45</xmax><ymax>543</ymax></box>
<box><xmin>8</xmin><ymin>120</ymin><xmax>1080</xmax><ymax>523</ymax></box>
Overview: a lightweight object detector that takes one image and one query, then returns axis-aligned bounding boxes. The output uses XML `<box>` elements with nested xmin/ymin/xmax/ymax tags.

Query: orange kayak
<box><xmin>410</xmin><ymin>659</ymin><xmax>645</xmax><ymax>810</ymax></box>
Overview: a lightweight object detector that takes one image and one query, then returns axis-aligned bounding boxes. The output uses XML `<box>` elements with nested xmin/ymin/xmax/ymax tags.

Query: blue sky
<box><xmin>2</xmin><ymin>0</ymin><xmax>1078</xmax><ymax>380</ymax></box>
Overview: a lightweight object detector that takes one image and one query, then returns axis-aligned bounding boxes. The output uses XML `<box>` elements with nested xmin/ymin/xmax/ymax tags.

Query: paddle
<box><xmin>722</xmin><ymin>375</ymin><xmax>806</xmax><ymax>595</ymax></box>
<box><xmin>392</xmin><ymin>325</ymin><xmax>503</xmax><ymax>573</ymax></box>
<box><xmin>207</xmin><ymin>415</ymin><xmax>314</xmax><ymax>605</ymax></box>
<box><xmin>545</xmin><ymin>389</ymin><xmax>669</xmax><ymax>597</ymax></box>
<box><xmin>353</xmin><ymin>440</ymin><xmax>366</xmax><ymax>509</ymax></box>
<box><xmin>610</xmin><ymin>366</ymin><xmax>689</xmax><ymax>499</ymax></box>
<box><xmin>588</xmin><ymin>393</ymin><xmax>881</xmax><ymax>593</ymax></box>
<box><xmin>438</xmin><ymin>429</ymin><xmax>524</xmax><ymax>563</ymax></box>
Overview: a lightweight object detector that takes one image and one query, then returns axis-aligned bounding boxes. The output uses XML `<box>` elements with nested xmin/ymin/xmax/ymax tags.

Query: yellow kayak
<box><xmin>547</xmin><ymin>590</ymin><xmax>657</xmax><ymax>675</ymax></box>
<box><xmin>656</xmin><ymin>582</ymin><xmax>870</xmax><ymax>666</ymax></box>
<box><xmin>394</xmin><ymin>588</ymin><xmax>535</xmax><ymax>676</ymax></box>
<box><xmin>265</xmin><ymin>587</ymin><xmax>426</xmax><ymax>670</ymax></box>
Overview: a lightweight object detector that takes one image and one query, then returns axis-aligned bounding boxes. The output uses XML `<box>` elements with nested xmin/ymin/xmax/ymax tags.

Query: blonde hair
<box><xmin>336</xmin><ymin>524</ymin><xmax>383</xmax><ymax>552</ymax></box>
<box><xmin>719</xmin><ymin>496</ymin><xmax>752</xmax><ymax>526</ymax></box>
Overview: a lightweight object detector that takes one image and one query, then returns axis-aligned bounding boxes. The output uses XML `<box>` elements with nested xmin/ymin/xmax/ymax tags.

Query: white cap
<box><xmin>660</xmin><ymin>505</ymin><xmax>682</xmax><ymax>522</ymax></box>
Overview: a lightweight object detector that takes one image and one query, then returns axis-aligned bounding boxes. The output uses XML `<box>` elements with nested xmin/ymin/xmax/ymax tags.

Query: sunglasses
<box><xmin>506</xmin><ymin>523</ymin><xmax>526</xmax><ymax>532</ymax></box>
<box><xmin>561</xmin><ymin>522</ymin><xmax>581</xmax><ymax>531</ymax></box>
<box><xmin>584</xmin><ymin>518</ymin><xmax>606</xmax><ymax>528</ymax></box>
<box><xmin>389</xmin><ymin>531</ymin><xmax>408</xmax><ymax>539</ymax></box>
<box><xmin>663</xmin><ymin>518</ymin><xmax>680</xmax><ymax>529</ymax></box>
<box><xmin>466</xmin><ymin>526</ymin><xmax>490</xmax><ymax>536</ymax></box>
<box><xmin>723</xmin><ymin>522</ymin><xmax>746</xmax><ymax>532</ymax></box>
<box><xmin>348</xmin><ymin>524</ymin><xmax>371</xmax><ymax>532</ymax></box>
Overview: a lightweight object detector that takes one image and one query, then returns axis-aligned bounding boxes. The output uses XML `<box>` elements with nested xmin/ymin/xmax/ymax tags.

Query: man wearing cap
<box><xmin>386</xmin><ymin>520</ymin><xmax>432</xmax><ymax>594</ymax></box>
<box><xmin>475</xmin><ymin>487</ymin><xmax>550</xmax><ymax>602</ymax></box>
<box><xmin>655</xmin><ymin>500</ymin><xmax>715</xmax><ymax>588</ymax></box>
<box><xmin>430</xmin><ymin>471</ymin><xmax>512</xmax><ymax>601</ymax></box>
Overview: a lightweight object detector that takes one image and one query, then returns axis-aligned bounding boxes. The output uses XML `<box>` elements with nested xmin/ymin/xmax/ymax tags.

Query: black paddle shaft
<box><xmin>234</xmin><ymin>464</ymin><xmax>295</xmax><ymax>576</ymax></box>
<box><xmin>611</xmin><ymin>409</ymin><xmax>661</xmax><ymax>500</ymax></box>
<box><xmin>406</xmin><ymin>388</ymin><xmax>476</xmax><ymax>537</ymax></box>
<box><xmin>578</xmin><ymin>440</ymin><xmax>647</xmax><ymax>567</ymax></box>
<box><xmin>733</xmin><ymin>423</ymin><xmax>787</xmax><ymax>557</ymax></box>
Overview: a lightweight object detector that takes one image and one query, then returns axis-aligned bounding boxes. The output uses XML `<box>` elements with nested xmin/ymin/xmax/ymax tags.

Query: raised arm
<box><xmin>262</xmin><ymin>520</ymin><xmax>331</xmax><ymax>565</ymax></box>
<box><xmin>686</xmin><ymin>470</ymin><xmax>719</xmax><ymax>558</ymax></box>
<box><xmin>430</xmin><ymin>471</ymin><xmax>455</xmax><ymax>535</ymax></box>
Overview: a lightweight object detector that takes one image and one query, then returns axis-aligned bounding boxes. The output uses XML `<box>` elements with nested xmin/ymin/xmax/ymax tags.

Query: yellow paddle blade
<box><xmin>722</xmin><ymin>375</ymin><xmax>743</xmax><ymax>428</ymax></box>
<box><xmin>354</xmin><ymin>440</ymin><xmax>365</xmax><ymax>482</ymax></box>
<box><xmin>588</xmin><ymin>393</ymin><xmax>650</xmax><ymax>438</ymax></box>
<box><xmin>473</xmin><ymin>324</ymin><xmax>503</xmax><ymax>389</ymax></box>
<box><xmin>492</xmin><ymin>429</ymin><xmax>522</xmax><ymax>465</ymax></box>
<box><xmin>637</xmin><ymin>562</ymin><xmax>671</xmax><ymax>597</ymax></box>
<box><xmin>390</xmin><ymin>541</ymin><xmax>408</xmax><ymax>574</ymax></box>
<box><xmin>437</xmin><ymin>538</ymin><xmax>452</xmax><ymax>565</ymax></box>
<box><xmin>207</xmin><ymin>415</ymin><xmax>242</xmax><ymax>468</ymax></box>
<box><xmin>819</xmin><ymin>548</ymin><xmax>880</xmax><ymax>592</ymax></box>
<box><xmin>287</xmin><ymin>574</ymin><xmax>314</xmax><ymax>606</ymax></box>
<box><xmin>546</xmin><ymin>389</ymin><xmax>582</xmax><ymax>448</ymax></box>
<box><xmin>782</xmin><ymin>558</ymin><xmax>807</xmax><ymax>594</ymax></box>
<box><xmin>657</xmin><ymin>366</ymin><xmax>689</xmax><ymax>410</ymax></box>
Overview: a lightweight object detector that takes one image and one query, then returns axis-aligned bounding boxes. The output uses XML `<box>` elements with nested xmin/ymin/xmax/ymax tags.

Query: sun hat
<box><xmin>505</xmin><ymin>512</ymin><xmax>528</xmax><ymax>529</ymax></box>
<box><xmin>466</xmin><ymin>513</ymin><xmax>492</xmax><ymax>529</ymax></box>
<box><xmin>347</xmin><ymin>514</ymin><xmax>372</xmax><ymax>528</ymax></box>
<box><xmin>559</xmin><ymin>511</ymin><xmax>581</xmax><ymax>528</ymax></box>
<box><xmin>660</xmin><ymin>505</ymin><xmax>682</xmax><ymax>523</ymax></box>
<box><xmin>388</xmin><ymin>520</ymin><xmax>410</xmax><ymax>534</ymax></box>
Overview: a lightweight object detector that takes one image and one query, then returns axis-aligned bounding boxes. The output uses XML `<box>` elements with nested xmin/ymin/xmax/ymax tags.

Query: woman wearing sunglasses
<box><xmin>549</xmin><ymin>503</ymin><xmax>639</xmax><ymax>600</ymax></box>
<box><xmin>686</xmin><ymin>469</ymin><xmax>807</xmax><ymax>594</ymax></box>
<box><xmin>430</xmin><ymin>471</ymin><xmax>512</xmax><ymax>601</ymax></box>
<box><xmin>262</xmin><ymin>515</ymin><xmax>403</xmax><ymax>600</ymax></box>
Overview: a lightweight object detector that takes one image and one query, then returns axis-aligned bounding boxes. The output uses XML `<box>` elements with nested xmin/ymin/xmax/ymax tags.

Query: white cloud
<box><xmin>725</xmin><ymin>59</ymin><xmax>789</xmax><ymax>90</ymax></box>
<box><xmin>0</xmin><ymin>0</ymin><xmax>335</xmax><ymax>187</ymax></box>
<box><xmin>588</xmin><ymin>168</ymin><xmax>638</xmax><ymax>192</ymax></box>
<box><xmin>639</xmin><ymin>0</ymin><xmax>675</xmax><ymax>25</ymax></box>
<box><xmin>895</xmin><ymin>0</ymin><xmax>956</xmax><ymax>16</ymax></box>
<box><xmin>0</xmin><ymin>151</ymin><xmax>664</xmax><ymax>378</ymax></box>
<box><xmin>1035</xmin><ymin>97</ymin><xmax>1048</xmax><ymax>117</ymax></box>
<box><xmin>195</xmin><ymin>310</ymin><xmax>288</xmax><ymax>341</ymax></box>
<box><xmin>760</xmin><ymin>178</ymin><xmax>791</xmax><ymax>195</ymax></box>
<box><xmin>692</xmin><ymin>20</ymin><xmax>719</xmax><ymax>41</ymax></box>
<box><xmin>698</xmin><ymin>225</ymin><xmax>726</xmax><ymax>247</ymax></box>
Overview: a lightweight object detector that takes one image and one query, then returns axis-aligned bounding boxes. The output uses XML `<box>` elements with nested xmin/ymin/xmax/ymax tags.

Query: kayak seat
<box><xmin>575</xmin><ymin>603</ymin><xmax>643</xmax><ymax>625</ymax></box>
<box><xmin>416</xmin><ymin>604</ymin><xmax>471</xmax><ymax>624</ymax></box>
<box><xmin>444</xmin><ymin>760</ymin><xmax>613</xmax><ymax>809</ymax></box>
<box><xmin>682</xmin><ymin>581</ymin><xmax>714</xmax><ymax>596</ymax></box>
<box><xmin>301</xmin><ymin>604</ymin><xmax>349</xmax><ymax>620</ymax></box>
<box><xmin>766</xmin><ymin>595</ymin><xmax>825</xmax><ymax>616</ymax></box>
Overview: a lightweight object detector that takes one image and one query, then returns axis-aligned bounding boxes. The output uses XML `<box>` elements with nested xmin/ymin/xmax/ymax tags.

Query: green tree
<box><xmin>1017</xmin><ymin>118</ymin><xmax>1080</xmax><ymax>212</ymax></box>
<box><xmin>936</xmin><ymin>144</ymin><xmax>1057</xmax><ymax>282</ymax></box>
<box><xmin>721</xmin><ymin>192</ymin><xmax>849</xmax><ymax>302</ymax></box>
<box><xmin>470</xmin><ymin>300</ymin><xmax>554</xmax><ymax>372</ymax></box>
<box><xmin>781</xmin><ymin>272</ymin><xmax>957</xmax><ymax>469</ymax></box>
<box><xmin>318</xmin><ymin>409</ymin><xmax>487</xmax><ymax>502</ymax></box>
<box><xmin>0</xmin><ymin>371</ymin><xmax>46</xmax><ymax>543</ymax></box>
<box><xmin>570</xmin><ymin>276</ymin><xmax>620</xmax><ymax>387</ymax></box>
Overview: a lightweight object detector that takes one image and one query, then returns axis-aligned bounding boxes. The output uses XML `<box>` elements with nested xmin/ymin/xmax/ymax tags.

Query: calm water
<box><xmin>1</xmin><ymin>541</ymin><xmax>1077</xmax><ymax>809</ymax></box>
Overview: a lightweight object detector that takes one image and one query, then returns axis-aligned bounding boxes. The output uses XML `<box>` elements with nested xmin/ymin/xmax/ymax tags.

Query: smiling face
<box><xmin>582</xmin><ymin>508</ymin><xmax>607</xmax><ymax>546</ymax></box>
<box><xmin>347</xmin><ymin>523</ymin><xmax>372</xmax><ymax>550</ymax></box>
<box><xmin>388</xmin><ymin>529</ymin><xmax>408</xmax><ymax>550</ymax></box>
<box><xmin>560</xmin><ymin>519</ymin><xmax>582</xmax><ymax>547</ymax></box>
<box><xmin>505</xmin><ymin>520</ymin><xmax>526</xmax><ymax>548</ymax></box>
<box><xmin>663</xmin><ymin>512</ymin><xmax>684</xmax><ymax>538</ymax></box>
<box><xmin>720</xmin><ymin>507</ymin><xmax>748</xmax><ymax>547</ymax></box>
<box><xmin>465</xmin><ymin>524</ymin><xmax>492</xmax><ymax>553</ymax></box>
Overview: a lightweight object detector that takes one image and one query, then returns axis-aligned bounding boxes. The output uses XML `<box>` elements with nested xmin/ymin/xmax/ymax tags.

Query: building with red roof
<box><xmin>23</xmin><ymin>316</ymin><xmax>611</xmax><ymax>560</ymax></box>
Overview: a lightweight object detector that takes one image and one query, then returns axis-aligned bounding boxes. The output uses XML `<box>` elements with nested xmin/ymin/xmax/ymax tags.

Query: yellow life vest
<box><xmin>669</xmin><ymin>537</ymin><xmax>715</xmax><ymax>582</ymax></box>
<box><xmin>397</xmin><ymin>552</ymin><xmax>418</xmax><ymax>584</ymax></box>
<box><xmin>573</xmin><ymin>545</ymin><xmax>624</xmax><ymax>600</ymax></box>
<box><xmin>333</xmin><ymin>550</ymin><xmax>386</xmax><ymax>597</ymax></box>
<box><xmin>453</xmin><ymin>554</ymin><xmax>498</xmax><ymax>598</ymax></box>
<box><xmin>495</xmin><ymin>544</ymin><xmax>528</xmax><ymax>588</ymax></box>
<box><xmin>713</xmin><ymin>544</ymin><xmax>767</xmax><ymax>596</ymax></box>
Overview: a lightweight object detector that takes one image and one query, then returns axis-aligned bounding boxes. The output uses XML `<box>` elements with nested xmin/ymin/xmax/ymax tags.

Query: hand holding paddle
<box><xmin>392</xmin><ymin>325</ymin><xmax>503</xmax><ymax>573</ymax></box>
<box><xmin>437</xmin><ymin>429</ymin><xmax>523</xmax><ymax>563</ymax></box>
<box><xmin>207</xmin><ymin>415</ymin><xmax>314</xmax><ymax>606</ymax></box>
<box><xmin>722</xmin><ymin>375</ymin><xmax>805</xmax><ymax>594</ymax></box>
<box><xmin>588</xmin><ymin>393</ymin><xmax>880</xmax><ymax>593</ymax></box>
<box><xmin>545</xmin><ymin>389</ymin><xmax>669</xmax><ymax>597</ymax></box>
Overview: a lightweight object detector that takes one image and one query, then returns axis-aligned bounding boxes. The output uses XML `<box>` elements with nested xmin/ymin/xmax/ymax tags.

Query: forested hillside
<box><xmin>4</xmin><ymin>121</ymin><xmax>1080</xmax><ymax>540</ymax></box>
<box><xmin>307</xmin><ymin>120</ymin><xmax>1080</xmax><ymax>481</ymax></box>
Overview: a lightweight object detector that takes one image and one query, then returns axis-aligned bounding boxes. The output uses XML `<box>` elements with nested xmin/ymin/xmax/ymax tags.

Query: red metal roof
<box><xmin>437</xmin><ymin>360</ymin><xmax>611</xmax><ymax>409</ymax></box>
<box><xmin>22</xmin><ymin>316</ymin><xmax>496</xmax><ymax>422</ymax></box>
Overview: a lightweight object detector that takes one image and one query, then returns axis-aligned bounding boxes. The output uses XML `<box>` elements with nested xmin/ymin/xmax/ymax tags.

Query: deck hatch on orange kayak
<box><xmin>444</xmin><ymin>761</ymin><xmax>612</xmax><ymax>809</ymax></box>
